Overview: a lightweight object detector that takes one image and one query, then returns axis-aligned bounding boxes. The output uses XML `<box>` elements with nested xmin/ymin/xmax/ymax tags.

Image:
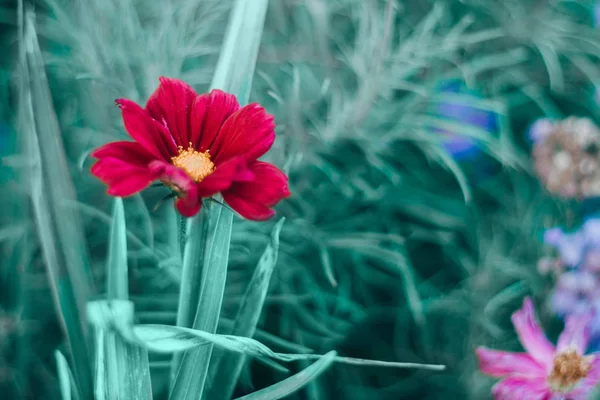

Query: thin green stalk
<box><xmin>169</xmin><ymin>206</ymin><xmax>209</xmax><ymax>381</ymax></box>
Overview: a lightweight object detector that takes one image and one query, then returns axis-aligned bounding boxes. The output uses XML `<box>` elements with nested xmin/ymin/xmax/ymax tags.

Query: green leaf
<box><xmin>89</xmin><ymin>205</ymin><xmax>152</xmax><ymax>400</ymax></box>
<box><xmin>88</xmin><ymin>300</ymin><xmax>445</xmax><ymax>371</ymax></box>
<box><xmin>169</xmin><ymin>0</ymin><xmax>271</xmax><ymax>398</ymax></box>
<box><xmin>170</xmin><ymin>202</ymin><xmax>234</xmax><ymax>399</ymax></box>
<box><xmin>233</xmin><ymin>351</ymin><xmax>337</xmax><ymax>400</ymax></box>
<box><xmin>138</xmin><ymin>321</ymin><xmax>443</xmax><ymax>370</ymax></box>
<box><xmin>173</xmin><ymin>209</ymin><xmax>208</xmax><ymax>328</ymax></box>
<box><xmin>209</xmin><ymin>0</ymin><xmax>270</xmax><ymax>98</ymax></box>
<box><xmin>107</xmin><ymin>198</ymin><xmax>128</xmax><ymax>300</ymax></box>
<box><xmin>88</xmin><ymin>301</ymin><xmax>153</xmax><ymax>400</ymax></box>
<box><xmin>17</xmin><ymin>5</ymin><xmax>93</xmax><ymax>399</ymax></box>
<box><xmin>55</xmin><ymin>350</ymin><xmax>75</xmax><ymax>400</ymax></box>
<box><xmin>208</xmin><ymin>218</ymin><xmax>285</xmax><ymax>399</ymax></box>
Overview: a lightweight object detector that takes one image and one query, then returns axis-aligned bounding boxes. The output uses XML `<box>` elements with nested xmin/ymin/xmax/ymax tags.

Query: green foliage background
<box><xmin>2</xmin><ymin>0</ymin><xmax>600</xmax><ymax>398</ymax></box>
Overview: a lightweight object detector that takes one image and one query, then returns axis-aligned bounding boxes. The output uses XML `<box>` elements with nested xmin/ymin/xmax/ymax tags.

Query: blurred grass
<box><xmin>1</xmin><ymin>0</ymin><xmax>600</xmax><ymax>399</ymax></box>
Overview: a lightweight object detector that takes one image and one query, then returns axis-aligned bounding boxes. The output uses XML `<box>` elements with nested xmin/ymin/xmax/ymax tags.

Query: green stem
<box><xmin>179</xmin><ymin>214</ymin><xmax>187</xmax><ymax>261</ymax></box>
<box><xmin>170</xmin><ymin>205</ymin><xmax>210</xmax><ymax>384</ymax></box>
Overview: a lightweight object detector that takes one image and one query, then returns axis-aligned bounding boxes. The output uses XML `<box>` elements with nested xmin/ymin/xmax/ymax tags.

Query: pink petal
<box><xmin>196</xmin><ymin>156</ymin><xmax>254</xmax><ymax>198</ymax></box>
<box><xmin>145</xmin><ymin>77</ymin><xmax>197</xmax><ymax>146</ymax></box>
<box><xmin>557</xmin><ymin>312</ymin><xmax>593</xmax><ymax>354</ymax></box>
<box><xmin>116</xmin><ymin>99</ymin><xmax>178</xmax><ymax>160</ymax></box>
<box><xmin>566</xmin><ymin>355</ymin><xmax>600</xmax><ymax>399</ymax></box>
<box><xmin>492</xmin><ymin>376</ymin><xmax>550</xmax><ymax>400</ymax></box>
<box><xmin>190</xmin><ymin>89</ymin><xmax>240</xmax><ymax>151</ymax></box>
<box><xmin>476</xmin><ymin>347</ymin><xmax>546</xmax><ymax>377</ymax></box>
<box><xmin>91</xmin><ymin>141</ymin><xmax>155</xmax><ymax>165</ymax></box>
<box><xmin>222</xmin><ymin>161</ymin><xmax>290</xmax><ymax>221</ymax></box>
<box><xmin>149</xmin><ymin>161</ymin><xmax>201</xmax><ymax>217</ymax></box>
<box><xmin>210</xmin><ymin>103</ymin><xmax>275</xmax><ymax>164</ymax></box>
<box><xmin>511</xmin><ymin>297</ymin><xmax>556</xmax><ymax>367</ymax></box>
<box><xmin>91</xmin><ymin>157</ymin><xmax>157</xmax><ymax>197</ymax></box>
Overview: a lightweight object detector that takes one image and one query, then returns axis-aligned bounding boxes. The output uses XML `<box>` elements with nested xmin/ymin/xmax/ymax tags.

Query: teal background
<box><xmin>2</xmin><ymin>0</ymin><xmax>600</xmax><ymax>398</ymax></box>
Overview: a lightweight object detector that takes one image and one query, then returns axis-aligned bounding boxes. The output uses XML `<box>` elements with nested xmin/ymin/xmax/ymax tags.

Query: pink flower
<box><xmin>476</xmin><ymin>297</ymin><xmax>600</xmax><ymax>399</ymax></box>
<box><xmin>91</xmin><ymin>77</ymin><xmax>290</xmax><ymax>219</ymax></box>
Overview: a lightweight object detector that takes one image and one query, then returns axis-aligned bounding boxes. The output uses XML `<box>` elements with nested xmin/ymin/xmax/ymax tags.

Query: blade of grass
<box><xmin>89</xmin><ymin>302</ymin><xmax>153</xmax><ymax>400</ymax></box>
<box><xmin>107</xmin><ymin>198</ymin><xmax>128</xmax><ymax>300</ymax></box>
<box><xmin>170</xmin><ymin>202</ymin><xmax>234</xmax><ymax>399</ymax></box>
<box><xmin>87</xmin><ymin>300</ymin><xmax>446</xmax><ymax>371</ymax></box>
<box><xmin>168</xmin><ymin>208</ymin><xmax>208</xmax><ymax>380</ymax></box>
<box><xmin>55</xmin><ymin>350</ymin><xmax>75</xmax><ymax>400</ymax></box>
<box><xmin>233</xmin><ymin>351</ymin><xmax>337</xmax><ymax>400</ymax></box>
<box><xmin>18</xmin><ymin>5</ymin><xmax>93</xmax><ymax>399</ymax></box>
<box><xmin>208</xmin><ymin>218</ymin><xmax>285</xmax><ymax>399</ymax></box>
<box><xmin>170</xmin><ymin>0</ymin><xmax>271</xmax><ymax>398</ymax></box>
<box><xmin>91</xmin><ymin>198</ymin><xmax>153</xmax><ymax>400</ymax></box>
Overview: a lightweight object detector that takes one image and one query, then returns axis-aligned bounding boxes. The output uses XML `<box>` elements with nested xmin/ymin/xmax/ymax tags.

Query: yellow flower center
<box><xmin>171</xmin><ymin>143</ymin><xmax>215</xmax><ymax>182</ymax></box>
<box><xmin>547</xmin><ymin>349</ymin><xmax>591</xmax><ymax>392</ymax></box>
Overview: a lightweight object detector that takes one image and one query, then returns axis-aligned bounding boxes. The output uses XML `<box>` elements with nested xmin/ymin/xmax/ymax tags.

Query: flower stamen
<box><xmin>547</xmin><ymin>349</ymin><xmax>591</xmax><ymax>392</ymax></box>
<box><xmin>171</xmin><ymin>143</ymin><xmax>215</xmax><ymax>182</ymax></box>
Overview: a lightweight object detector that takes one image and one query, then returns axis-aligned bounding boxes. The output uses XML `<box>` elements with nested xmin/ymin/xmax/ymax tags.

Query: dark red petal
<box><xmin>91</xmin><ymin>157</ymin><xmax>157</xmax><ymax>197</ymax></box>
<box><xmin>196</xmin><ymin>156</ymin><xmax>254</xmax><ymax>198</ymax></box>
<box><xmin>91</xmin><ymin>141</ymin><xmax>155</xmax><ymax>165</ymax></box>
<box><xmin>222</xmin><ymin>161</ymin><xmax>290</xmax><ymax>221</ymax></box>
<box><xmin>222</xmin><ymin>193</ymin><xmax>275</xmax><ymax>220</ymax></box>
<box><xmin>149</xmin><ymin>161</ymin><xmax>201</xmax><ymax>217</ymax></box>
<box><xmin>116</xmin><ymin>98</ymin><xmax>178</xmax><ymax>160</ymax></box>
<box><xmin>106</xmin><ymin>174</ymin><xmax>156</xmax><ymax>197</ymax></box>
<box><xmin>145</xmin><ymin>77</ymin><xmax>197</xmax><ymax>146</ymax></box>
<box><xmin>228</xmin><ymin>161</ymin><xmax>290</xmax><ymax>206</ymax></box>
<box><xmin>211</xmin><ymin>103</ymin><xmax>275</xmax><ymax>164</ymax></box>
<box><xmin>190</xmin><ymin>89</ymin><xmax>240</xmax><ymax>151</ymax></box>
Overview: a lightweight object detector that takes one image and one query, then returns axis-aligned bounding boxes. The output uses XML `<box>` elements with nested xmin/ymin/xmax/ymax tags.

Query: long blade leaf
<box><xmin>87</xmin><ymin>300</ymin><xmax>446</xmax><ymax>372</ymax></box>
<box><xmin>107</xmin><ymin>198</ymin><xmax>128</xmax><ymax>300</ymax></box>
<box><xmin>233</xmin><ymin>351</ymin><xmax>337</xmax><ymax>400</ymax></box>
<box><xmin>89</xmin><ymin>301</ymin><xmax>153</xmax><ymax>400</ymax></box>
<box><xmin>18</xmin><ymin>5</ymin><xmax>93</xmax><ymax>399</ymax></box>
<box><xmin>91</xmin><ymin>199</ymin><xmax>153</xmax><ymax>400</ymax></box>
<box><xmin>55</xmin><ymin>350</ymin><xmax>74</xmax><ymax>400</ymax></box>
<box><xmin>209</xmin><ymin>218</ymin><xmax>285</xmax><ymax>399</ymax></box>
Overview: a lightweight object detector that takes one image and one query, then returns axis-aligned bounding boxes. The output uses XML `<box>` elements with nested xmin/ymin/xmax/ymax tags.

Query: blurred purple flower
<box><xmin>435</xmin><ymin>80</ymin><xmax>499</xmax><ymax>159</ymax></box>
<box><xmin>544</xmin><ymin>219</ymin><xmax>600</xmax><ymax>268</ymax></box>
<box><xmin>543</xmin><ymin>227</ymin><xmax>586</xmax><ymax>268</ymax></box>
<box><xmin>545</xmin><ymin>217</ymin><xmax>600</xmax><ymax>350</ymax></box>
<box><xmin>551</xmin><ymin>271</ymin><xmax>598</xmax><ymax>317</ymax></box>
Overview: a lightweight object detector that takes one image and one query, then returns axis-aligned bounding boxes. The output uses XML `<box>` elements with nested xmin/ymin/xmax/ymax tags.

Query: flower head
<box><xmin>91</xmin><ymin>77</ymin><xmax>290</xmax><ymax>219</ymax></box>
<box><xmin>476</xmin><ymin>297</ymin><xmax>600</xmax><ymax>399</ymax></box>
<box><xmin>531</xmin><ymin>117</ymin><xmax>600</xmax><ymax>199</ymax></box>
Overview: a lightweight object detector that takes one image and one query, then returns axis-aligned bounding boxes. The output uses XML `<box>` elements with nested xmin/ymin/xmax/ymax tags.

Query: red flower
<box><xmin>91</xmin><ymin>77</ymin><xmax>290</xmax><ymax>219</ymax></box>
